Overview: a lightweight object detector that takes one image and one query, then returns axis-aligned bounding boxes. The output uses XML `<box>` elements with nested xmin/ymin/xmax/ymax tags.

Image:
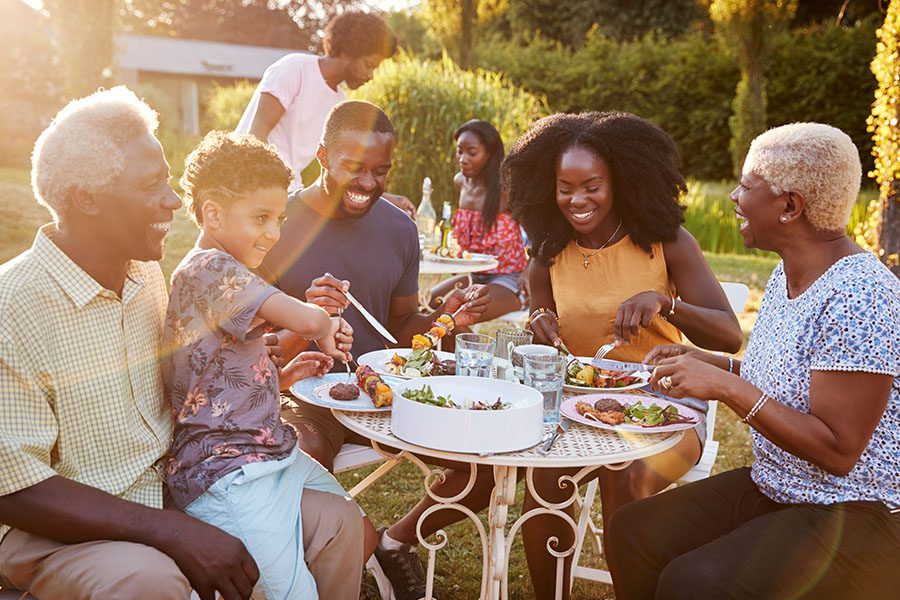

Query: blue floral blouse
<box><xmin>742</xmin><ymin>253</ymin><xmax>900</xmax><ymax>509</ymax></box>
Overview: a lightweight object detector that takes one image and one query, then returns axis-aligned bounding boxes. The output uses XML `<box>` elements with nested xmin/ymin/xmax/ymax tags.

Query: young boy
<box><xmin>162</xmin><ymin>131</ymin><xmax>364</xmax><ymax>599</ymax></box>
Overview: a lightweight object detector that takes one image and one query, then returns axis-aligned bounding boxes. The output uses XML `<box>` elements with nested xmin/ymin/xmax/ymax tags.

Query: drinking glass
<box><xmin>455</xmin><ymin>333</ymin><xmax>496</xmax><ymax>378</ymax></box>
<box><xmin>523</xmin><ymin>353</ymin><xmax>565</xmax><ymax>426</ymax></box>
<box><xmin>495</xmin><ymin>327</ymin><xmax>534</xmax><ymax>381</ymax></box>
<box><xmin>511</xmin><ymin>344</ymin><xmax>558</xmax><ymax>383</ymax></box>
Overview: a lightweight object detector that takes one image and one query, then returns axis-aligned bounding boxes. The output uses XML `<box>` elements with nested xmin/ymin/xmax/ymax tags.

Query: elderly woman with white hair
<box><xmin>605</xmin><ymin>123</ymin><xmax>900</xmax><ymax>599</ymax></box>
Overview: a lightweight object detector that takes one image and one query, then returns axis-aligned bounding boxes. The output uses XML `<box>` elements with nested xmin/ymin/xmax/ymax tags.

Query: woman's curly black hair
<box><xmin>503</xmin><ymin>111</ymin><xmax>687</xmax><ymax>264</ymax></box>
<box><xmin>455</xmin><ymin>119</ymin><xmax>504</xmax><ymax>232</ymax></box>
<box><xmin>323</xmin><ymin>11</ymin><xmax>397</xmax><ymax>60</ymax></box>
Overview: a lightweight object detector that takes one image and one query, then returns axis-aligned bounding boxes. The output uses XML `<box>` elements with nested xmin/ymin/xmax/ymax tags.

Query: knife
<box><xmin>344</xmin><ymin>289</ymin><xmax>398</xmax><ymax>344</ymax></box>
<box><xmin>539</xmin><ymin>418</ymin><xmax>571</xmax><ymax>454</ymax></box>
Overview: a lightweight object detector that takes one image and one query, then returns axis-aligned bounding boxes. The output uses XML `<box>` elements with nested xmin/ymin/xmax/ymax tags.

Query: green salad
<box><xmin>401</xmin><ymin>385</ymin><xmax>509</xmax><ymax>411</ymax></box>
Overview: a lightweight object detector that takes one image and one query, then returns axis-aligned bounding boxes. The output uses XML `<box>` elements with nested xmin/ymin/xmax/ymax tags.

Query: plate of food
<box><xmin>357</xmin><ymin>348</ymin><xmax>456</xmax><ymax>379</ymax></box>
<box><xmin>560</xmin><ymin>394</ymin><xmax>700</xmax><ymax>434</ymax></box>
<box><xmin>563</xmin><ymin>356</ymin><xmax>651</xmax><ymax>393</ymax></box>
<box><xmin>289</xmin><ymin>368</ymin><xmax>401</xmax><ymax>413</ymax></box>
<box><xmin>423</xmin><ymin>250</ymin><xmax>495</xmax><ymax>265</ymax></box>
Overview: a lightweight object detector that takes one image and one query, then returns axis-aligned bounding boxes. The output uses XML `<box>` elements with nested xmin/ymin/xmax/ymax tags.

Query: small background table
<box><xmin>333</xmin><ymin>409</ymin><xmax>681</xmax><ymax>600</ymax></box>
<box><xmin>418</xmin><ymin>256</ymin><xmax>499</xmax><ymax>310</ymax></box>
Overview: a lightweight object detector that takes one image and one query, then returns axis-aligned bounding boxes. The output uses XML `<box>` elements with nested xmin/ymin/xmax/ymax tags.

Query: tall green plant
<box><xmin>349</xmin><ymin>52</ymin><xmax>547</xmax><ymax>210</ymax></box>
<box><xmin>867</xmin><ymin>1</ymin><xmax>900</xmax><ymax>275</ymax></box>
<box><xmin>205</xmin><ymin>80</ymin><xmax>257</xmax><ymax>130</ymax></box>
<box><xmin>710</xmin><ymin>0</ymin><xmax>796</xmax><ymax>176</ymax></box>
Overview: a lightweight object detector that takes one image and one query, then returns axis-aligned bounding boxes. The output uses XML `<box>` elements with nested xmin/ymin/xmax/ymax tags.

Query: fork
<box><xmin>338</xmin><ymin>308</ymin><xmax>352</xmax><ymax>380</ymax></box>
<box><xmin>592</xmin><ymin>338</ymin><xmax>622</xmax><ymax>364</ymax></box>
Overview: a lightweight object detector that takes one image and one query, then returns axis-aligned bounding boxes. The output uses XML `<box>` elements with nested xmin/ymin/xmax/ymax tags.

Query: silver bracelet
<box><xmin>662</xmin><ymin>295</ymin><xmax>676</xmax><ymax>320</ymax></box>
<box><xmin>741</xmin><ymin>392</ymin><xmax>770</xmax><ymax>423</ymax></box>
<box><xmin>728</xmin><ymin>356</ymin><xmax>734</xmax><ymax>373</ymax></box>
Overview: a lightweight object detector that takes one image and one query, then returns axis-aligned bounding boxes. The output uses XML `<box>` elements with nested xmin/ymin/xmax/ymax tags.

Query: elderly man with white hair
<box><xmin>0</xmin><ymin>87</ymin><xmax>259</xmax><ymax>600</ymax></box>
<box><xmin>606</xmin><ymin>122</ymin><xmax>900</xmax><ymax>599</ymax></box>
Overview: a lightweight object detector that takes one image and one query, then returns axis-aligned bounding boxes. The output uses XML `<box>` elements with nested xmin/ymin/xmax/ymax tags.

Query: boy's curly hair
<box><xmin>180</xmin><ymin>131</ymin><xmax>293</xmax><ymax>225</ymax></box>
<box><xmin>323</xmin><ymin>11</ymin><xmax>397</xmax><ymax>60</ymax></box>
<box><xmin>503</xmin><ymin>111</ymin><xmax>687</xmax><ymax>265</ymax></box>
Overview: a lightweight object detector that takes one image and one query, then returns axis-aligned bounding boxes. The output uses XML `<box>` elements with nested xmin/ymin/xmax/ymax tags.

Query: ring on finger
<box><xmin>659</xmin><ymin>375</ymin><xmax>674</xmax><ymax>391</ymax></box>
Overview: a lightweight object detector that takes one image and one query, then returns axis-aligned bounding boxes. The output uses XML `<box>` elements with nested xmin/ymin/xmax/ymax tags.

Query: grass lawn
<box><xmin>0</xmin><ymin>167</ymin><xmax>764</xmax><ymax>599</ymax></box>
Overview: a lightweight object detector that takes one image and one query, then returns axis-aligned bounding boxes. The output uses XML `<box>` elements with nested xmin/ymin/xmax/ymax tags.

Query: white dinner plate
<box><xmin>357</xmin><ymin>348</ymin><xmax>455</xmax><ymax>379</ymax></box>
<box><xmin>560</xmin><ymin>394</ymin><xmax>700</xmax><ymax>434</ymax></box>
<box><xmin>563</xmin><ymin>356</ymin><xmax>651</xmax><ymax>394</ymax></box>
<box><xmin>289</xmin><ymin>372</ymin><xmax>402</xmax><ymax>412</ymax></box>
<box><xmin>423</xmin><ymin>252</ymin><xmax>495</xmax><ymax>265</ymax></box>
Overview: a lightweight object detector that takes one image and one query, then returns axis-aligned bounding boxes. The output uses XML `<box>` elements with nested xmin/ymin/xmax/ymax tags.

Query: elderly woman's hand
<box><xmin>644</xmin><ymin>343</ymin><xmax>719</xmax><ymax>366</ymax></box>
<box><xmin>616</xmin><ymin>291</ymin><xmax>668</xmax><ymax>342</ymax></box>
<box><xmin>650</xmin><ymin>354</ymin><xmax>730</xmax><ymax>401</ymax></box>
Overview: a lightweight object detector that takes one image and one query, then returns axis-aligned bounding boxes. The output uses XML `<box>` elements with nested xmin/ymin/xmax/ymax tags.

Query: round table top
<box><xmin>419</xmin><ymin>257</ymin><xmax>499</xmax><ymax>275</ymax></box>
<box><xmin>332</xmin><ymin>409</ymin><xmax>683</xmax><ymax>469</ymax></box>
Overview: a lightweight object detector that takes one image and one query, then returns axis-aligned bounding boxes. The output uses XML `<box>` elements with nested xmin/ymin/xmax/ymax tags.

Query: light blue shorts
<box><xmin>185</xmin><ymin>448</ymin><xmax>350</xmax><ymax>600</ymax></box>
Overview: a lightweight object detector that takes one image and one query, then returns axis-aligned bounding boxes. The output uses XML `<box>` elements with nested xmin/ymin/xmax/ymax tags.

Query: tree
<box><xmin>866</xmin><ymin>0</ymin><xmax>900</xmax><ymax>275</ymax></box>
<box><xmin>506</xmin><ymin>0</ymin><xmax>708</xmax><ymax>48</ymax></box>
<box><xmin>419</xmin><ymin>0</ymin><xmax>506</xmax><ymax>66</ymax></box>
<box><xmin>44</xmin><ymin>0</ymin><xmax>116</xmax><ymax>99</ymax></box>
<box><xmin>710</xmin><ymin>0</ymin><xmax>796</xmax><ymax>177</ymax></box>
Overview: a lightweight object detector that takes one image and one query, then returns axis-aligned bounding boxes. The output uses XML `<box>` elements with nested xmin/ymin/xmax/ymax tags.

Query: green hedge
<box><xmin>478</xmin><ymin>16</ymin><xmax>879</xmax><ymax>181</ymax></box>
<box><xmin>349</xmin><ymin>52</ymin><xmax>547</xmax><ymax>209</ymax></box>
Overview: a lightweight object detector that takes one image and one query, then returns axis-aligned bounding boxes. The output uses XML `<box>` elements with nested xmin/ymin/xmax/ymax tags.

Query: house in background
<box><xmin>116</xmin><ymin>34</ymin><xmax>297</xmax><ymax>134</ymax></box>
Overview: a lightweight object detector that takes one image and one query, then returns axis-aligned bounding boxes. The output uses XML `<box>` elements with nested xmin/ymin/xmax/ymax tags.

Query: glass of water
<box><xmin>495</xmin><ymin>327</ymin><xmax>533</xmax><ymax>381</ymax></box>
<box><xmin>455</xmin><ymin>333</ymin><xmax>496</xmax><ymax>378</ymax></box>
<box><xmin>523</xmin><ymin>353</ymin><xmax>565</xmax><ymax>426</ymax></box>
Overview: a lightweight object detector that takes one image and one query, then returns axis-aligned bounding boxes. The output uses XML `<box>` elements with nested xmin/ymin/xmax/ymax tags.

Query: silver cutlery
<box><xmin>591</xmin><ymin>339</ymin><xmax>622</xmax><ymax>366</ymax></box>
<box><xmin>327</xmin><ymin>273</ymin><xmax>398</xmax><ymax>344</ymax></box>
<box><xmin>539</xmin><ymin>418</ymin><xmax>571</xmax><ymax>454</ymax></box>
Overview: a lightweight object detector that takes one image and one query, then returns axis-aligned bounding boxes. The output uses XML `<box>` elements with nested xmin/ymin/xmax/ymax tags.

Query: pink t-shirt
<box><xmin>236</xmin><ymin>53</ymin><xmax>344</xmax><ymax>192</ymax></box>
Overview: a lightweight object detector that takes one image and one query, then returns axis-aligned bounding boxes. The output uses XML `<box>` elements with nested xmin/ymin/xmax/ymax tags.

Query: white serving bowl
<box><xmin>390</xmin><ymin>376</ymin><xmax>543</xmax><ymax>453</ymax></box>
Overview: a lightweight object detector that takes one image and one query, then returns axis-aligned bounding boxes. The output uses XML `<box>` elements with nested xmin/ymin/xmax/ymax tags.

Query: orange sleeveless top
<box><xmin>549</xmin><ymin>236</ymin><xmax>682</xmax><ymax>363</ymax></box>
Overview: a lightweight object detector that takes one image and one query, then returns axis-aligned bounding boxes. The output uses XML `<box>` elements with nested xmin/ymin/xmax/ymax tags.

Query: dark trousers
<box><xmin>606</xmin><ymin>467</ymin><xmax>900</xmax><ymax>600</ymax></box>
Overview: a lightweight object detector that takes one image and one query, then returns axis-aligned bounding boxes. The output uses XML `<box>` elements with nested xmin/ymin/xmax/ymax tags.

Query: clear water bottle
<box><xmin>416</xmin><ymin>177</ymin><xmax>437</xmax><ymax>251</ymax></box>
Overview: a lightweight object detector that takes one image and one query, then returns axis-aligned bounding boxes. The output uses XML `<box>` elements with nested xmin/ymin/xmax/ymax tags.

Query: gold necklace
<box><xmin>575</xmin><ymin>221</ymin><xmax>622</xmax><ymax>269</ymax></box>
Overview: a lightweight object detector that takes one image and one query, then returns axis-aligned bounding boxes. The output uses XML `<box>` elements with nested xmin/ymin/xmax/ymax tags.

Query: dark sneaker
<box><xmin>373</xmin><ymin>527</ymin><xmax>430</xmax><ymax>600</ymax></box>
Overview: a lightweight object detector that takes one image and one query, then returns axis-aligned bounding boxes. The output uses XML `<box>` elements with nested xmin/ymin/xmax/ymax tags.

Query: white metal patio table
<box><xmin>418</xmin><ymin>256</ymin><xmax>499</xmax><ymax>310</ymax></box>
<box><xmin>332</xmin><ymin>408</ymin><xmax>682</xmax><ymax>600</ymax></box>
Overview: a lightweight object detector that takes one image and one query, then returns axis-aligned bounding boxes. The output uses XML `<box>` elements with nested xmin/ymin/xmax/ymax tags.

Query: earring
<box><xmin>779</xmin><ymin>215</ymin><xmax>788</xmax><ymax>223</ymax></box>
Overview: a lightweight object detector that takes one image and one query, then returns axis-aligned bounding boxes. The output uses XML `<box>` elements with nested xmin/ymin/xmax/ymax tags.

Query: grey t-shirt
<box><xmin>259</xmin><ymin>196</ymin><xmax>421</xmax><ymax>358</ymax></box>
<box><xmin>163</xmin><ymin>248</ymin><xmax>297</xmax><ymax>509</ymax></box>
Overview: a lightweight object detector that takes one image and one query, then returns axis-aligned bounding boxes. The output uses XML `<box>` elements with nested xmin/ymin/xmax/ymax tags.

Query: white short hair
<box><xmin>743</xmin><ymin>122</ymin><xmax>862</xmax><ymax>232</ymax></box>
<box><xmin>31</xmin><ymin>86</ymin><xmax>159</xmax><ymax>221</ymax></box>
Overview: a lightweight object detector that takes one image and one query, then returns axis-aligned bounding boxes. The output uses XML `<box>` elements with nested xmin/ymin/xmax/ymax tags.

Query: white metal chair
<box><xmin>569</xmin><ymin>280</ymin><xmax>749</xmax><ymax>587</ymax></box>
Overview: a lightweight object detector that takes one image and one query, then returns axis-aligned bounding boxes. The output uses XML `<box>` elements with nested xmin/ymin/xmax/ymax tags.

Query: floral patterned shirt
<box><xmin>163</xmin><ymin>248</ymin><xmax>296</xmax><ymax>509</ymax></box>
<box><xmin>452</xmin><ymin>209</ymin><xmax>527</xmax><ymax>274</ymax></box>
<box><xmin>743</xmin><ymin>253</ymin><xmax>900</xmax><ymax>509</ymax></box>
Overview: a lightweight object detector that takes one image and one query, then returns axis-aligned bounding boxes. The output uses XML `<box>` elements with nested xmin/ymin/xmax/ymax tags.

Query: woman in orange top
<box><xmin>505</xmin><ymin>112</ymin><xmax>742</xmax><ymax>598</ymax></box>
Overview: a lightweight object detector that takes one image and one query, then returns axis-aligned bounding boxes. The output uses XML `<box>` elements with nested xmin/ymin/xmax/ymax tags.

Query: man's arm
<box><xmin>0</xmin><ymin>476</ymin><xmax>259</xmax><ymax>600</ymax></box>
<box><xmin>387</xmin><ymin>286</ymin><xmax>490</xmax><ymax>346</ymax></box>
<box><xmin>248</xmin><ymin>92</ymin><xmax>286</xmax><ymax>142</ymax></box>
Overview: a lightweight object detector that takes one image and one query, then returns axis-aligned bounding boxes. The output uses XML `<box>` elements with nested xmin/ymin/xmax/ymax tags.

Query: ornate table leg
<box><xmin>485</xmin><ymin>464</ymin><xmax>518</xmax><ymax>600</ymax></box>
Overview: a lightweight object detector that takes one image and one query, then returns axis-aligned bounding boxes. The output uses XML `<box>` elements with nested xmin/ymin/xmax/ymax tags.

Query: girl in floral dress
<box><xmin>428</xmin><ymin>120</ymin><xmax>528</xmax><ymax>321</ymax></box>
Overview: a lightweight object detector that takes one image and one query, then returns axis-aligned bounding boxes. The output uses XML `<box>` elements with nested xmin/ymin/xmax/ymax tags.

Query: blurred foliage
<box><xmin>418</xmin><ymin>0</ymin><xmax>507</xmax><ymax>66</ymax></box>
<box><xmin>0</xmin><ymin>2</ymin><xmax>63</xmax><ymax>168</ymax></box>
<box><xmin>710</xmin><ymin>0</ymin><xmax>797</xmax><ymax>176</ymax></box>
<box><xmin>348</xmin><ymin>52</ymin><xmax>547</xmax><ymax>211</ymax></box>
<box><xmin>204</xmin><ymin>80</ymin><xmax>256</xmax><ymax>131</ymax></box>
<box><xmin>45</xmin><ymin>0</ymin><xmax>117</xmax><ymax>98</ymax></box>
<box><xmin>478</xmin><ymin>17</ymin><xmax>877</xmax><ymax>181</ymax></box>
<box><xmin>137</xmin><ymin>83</ymin><xmax>200</xmax><ymax>179</ymax></box>
<box><xmin>866</xmin><ymin>1</ymin><xmax>900</xmax><ymax>274</ymax></box>
<box><xmin>506</xmin><ymin>0</ymin><xmax>709</xmax><ymax>47</ymax></box>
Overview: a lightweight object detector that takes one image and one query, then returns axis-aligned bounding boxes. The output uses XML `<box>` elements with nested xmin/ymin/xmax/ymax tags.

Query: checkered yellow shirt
<box><xmin>0</xmin><ymin>225</ymin><xmax>172</xmax><ymax>540</ymax></box>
